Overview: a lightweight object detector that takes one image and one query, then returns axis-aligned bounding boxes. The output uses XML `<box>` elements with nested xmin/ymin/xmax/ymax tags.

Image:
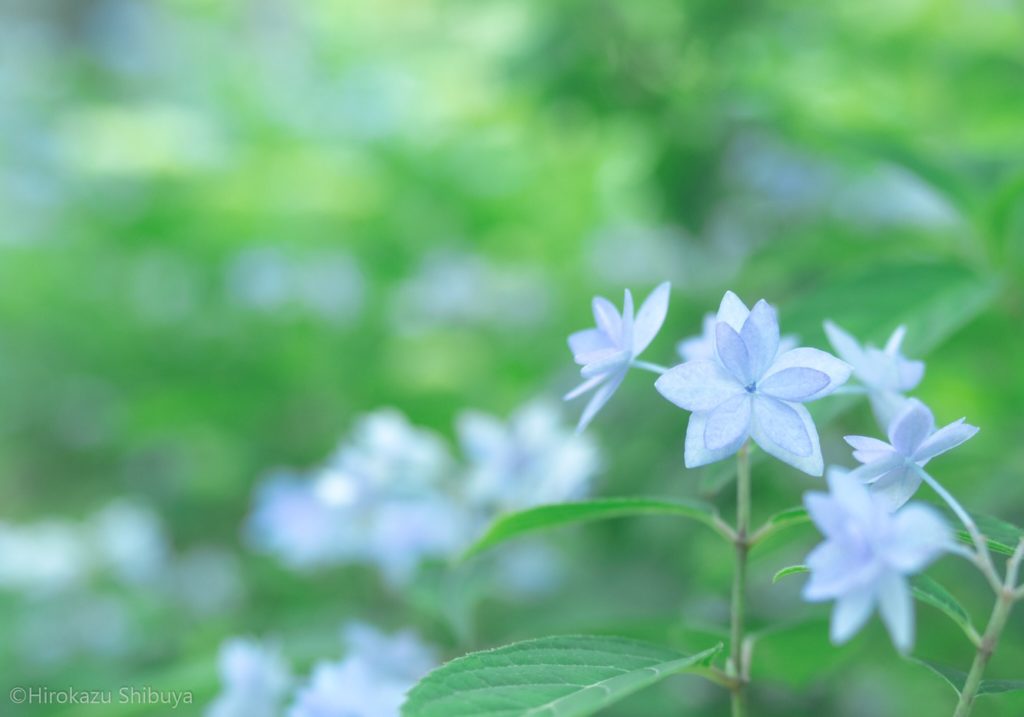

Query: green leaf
<box><xmin>909</xmin><ymin>575</ymin><xmax>978</xmax><ymax>642</ymax></box>
<box><xmin>937</xmin><ymin>506</ymin><xmax>1024</xmax><ymax>557</ymax></box>
<box><xmin>463</xmin><ymin>497</ymin><xmax>727</xmax><ymax>559</ymax></box>
<box><xmin>772</xmin><ymin>564</ymin><xmax>809</xmax><ymax>583</ymax></box>
<box><xmin>909</xmin><ymin>658</ymin><xmax>1024</xmax><ymax>697</ymax></box>
<box><xmin>401</xmin><ymin>636</ymin><xmax>723</xmax><ymax>717</ymax></box>
<box><xmin>750</xmin><ymin>506</ymin><xmax>810</xmax><ymax>547</ymax></box>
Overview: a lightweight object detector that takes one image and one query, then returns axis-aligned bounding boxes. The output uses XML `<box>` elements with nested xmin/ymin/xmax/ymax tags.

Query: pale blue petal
<box><xmin>632</xmin><ymin>281</ymin><xmax>670</xmax><ymax>356</ymax></box>
<box><xmin>887</xmin><ymin>399</ymin><xmax>934</xmax><ymax>456</ymax></box>
<box><xmin>676</xmin><ymin>314</ymin><xmax>717</xmax><ymax>362</ymax></box>
<box><xmin>886</xmin><ymin>505</ymin><xmax>950</xmax><ymax>573</ymax></box>
<box><xmin>752</xmin><ymin>396</ymin><xmax>813</xmax><ymax>457</ymax></box>
<box><xmin>654</xmin><ymin>360</ymin><xmax>743</xmax><ymax>412</ymax></box>
<box><xmin>867</xmin><ymin>465</ymin><xmax>921</xmax><ymax>511</ymax></box>
<box><xmin>823</xmin><ymin>320</ymin><xmax>866</xmax><ymax>368</ymax></box>
<box><xmin>740</xmin><ymin>300</ymin><xmax>780</xmax><ymax>379</ymax></box>
<box><xmin>568</xmin><ymin>328</ymin><xmax>613</xmax><ymax>364</ymax></box>
<box><xmin>751</xmin><ymin>397</ymin><xmax>823</xmax><ymax>475</ymax></box>
<box><xmin>758</xmin><ymin>367</ymin><xmax>830</xmax><ymax>401</ymax></box>
<box><xmin>580</xmin><ymin>348</ymin><xmax>631</xmax><ymax>378</ymax></box>
<box><xmin>715</xmin><ymin>290</ymin><xmax>750</xmax><ymax>332</ymax></box>
<box><xmin>716</xmin><ymin>322</ymin><xmax>752</xmax><ymax>384</ymax></box>
<box><xmin>844</xmin><ymin>435</ymin><xmax>897</xmax><ymax>464</ymax></box>
<box><xmin>830</xmin><ymin>586</ymin><xmax>876</xmax><ymax>645</ymax></box>
<box><xmin>591</xmin><ymin>296</ymin><xmax>621</xmax><ymax>339</ymax></box>
<box><xmin>704</xmin><ymin>394</ymin><xmax>753</xmax><ymax>451</ymax></box>
<box><xmin>620</xmin><ymin>289</ymin><xmax>635</xmax><ymax>350</ymax></box>
<box><xmin>884</xmin><ymin>325</ymin><xmax>907</xmax><ymax>355</ymax></box>
<box><xmin>804</xmin><ymin>493</ymin><xmax>846</xmax><ymax>540</ymax></box>
<box><xmin>803</xmin><ymin>541</ymin><xmax>846</xmax><ymax>600</ymax></box>
<box><xmin>912</xmin><ymin>419</ymin><xmax>978</xmax><ymax>462</ymax></box>
<box><xmin>762</xmin><ymin>348</ymin><xmax>851</xmax><ymax>402</ymax></box>
<box><xmin>877</xmin><ymin>571</ymin><xmax>914</xmax><ymax>652</ymax></box>
<box><xmin>896</xmin><ymin>358</ymin><xmax>925</xmax><ymax>392</ymax></box>
<box><xmin>575</xmin><ymin>369</ymin><xmax>626</xmax><ymax>433</ymax></box>
<box><xmin>684</xmin><ymin>410</ymin><xmax>748</xmax><ymax>468</ymax></box>
<box><xmin>869</xmin><ymin>391</ymin><xmax>911</xmax><ymax>434</ymax></box>
<box><xmin>563</xmin><ymin>374</ymin><xmax>605</xmax><ymax>401</ymax></box>
<box><xmin>826</xmin><ymin>470</ymin><xmax>876</xmax><ymax>524</ymax></box>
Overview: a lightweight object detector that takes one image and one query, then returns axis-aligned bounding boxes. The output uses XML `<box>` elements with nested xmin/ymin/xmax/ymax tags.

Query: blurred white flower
<box><xmin>803</xmin><ymin>471</ymin><xmax>950</xmax><ymax>652</ymax></box>
<box><xmin>207</xmin><ymin>638</ymin><xmax>291</xmax><ymax>717</ymax></box>
<box><xmin>0</xmin><ymin>521</ymin><xmax>91</xmax><ymax>593</ymax></box>
<box><xmin>457</xmin><ymin>401</ymin><xmax>600</xmax><ymax>513</ymax></box>
<box><xmin>289</xmin><ymin>624</ymin><xmax>436</xmax><ymax>717</ymax></box>
<box><xmin>88</xmin><ymin>500</ymin><xmax>169</xmax><ymax>585</ymax></box>
<box><xmin>824</xmin><ymin>321</ymin><xmax>925</xmax><ymax>430</ymax></box>
<box><xmin>171</xmin><ymin>547</ymin><xmax>245</xmax><ymax>616</ymax></box>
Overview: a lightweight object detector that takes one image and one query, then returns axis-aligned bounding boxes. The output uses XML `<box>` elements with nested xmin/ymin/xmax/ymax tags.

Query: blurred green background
<box><xmin>1</xmin><ymin>0</ymin><xmax>1023</xmax><ymax>714</ymax></box>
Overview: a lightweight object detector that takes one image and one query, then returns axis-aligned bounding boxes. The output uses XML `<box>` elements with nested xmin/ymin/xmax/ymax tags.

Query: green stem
<box><xmin>952</xmin><ymin>539</ymin><xmax>1024</xmax><ymax>717</ymax></box>
<box><xmin>729</xmin><ymin>442</ymin><xmax>751</xmax><ymax>717</ymax></box>
<box><xmin>952</xmin><ymin>591</ymin><xmax>1015</xmax><ymax>717</ymax></box>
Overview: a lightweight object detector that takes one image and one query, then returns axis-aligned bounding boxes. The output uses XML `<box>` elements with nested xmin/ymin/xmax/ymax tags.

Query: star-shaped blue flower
<box><xmin>846</xmin><ymin>398</ymin><xmax>979</xmax><ymax>511</ymax></box>
<box><xmin>565</xmin><ymin>282</ymin><xmax>670</xmax><ymax>432</ymax></box>
<box><xmin>655</xmin><ymin>291</ymin><xmax>851</xmax><ymax>475</ymax></box>
<box><xmin>803</xmin><ymin>470</ymin><xmax>950</xmax><ymax>652</ymax></box>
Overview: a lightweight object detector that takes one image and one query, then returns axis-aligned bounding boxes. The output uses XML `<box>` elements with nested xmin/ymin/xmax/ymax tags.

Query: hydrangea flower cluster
<box><xmin>247</xmin><ymin>404</ymin><xmax>599</xmax><ymax>587</ymax></box>
<box><xmin>206</xmin><ymin>624</ymin><xmax>436</xmax><ymax>717</ymax></box>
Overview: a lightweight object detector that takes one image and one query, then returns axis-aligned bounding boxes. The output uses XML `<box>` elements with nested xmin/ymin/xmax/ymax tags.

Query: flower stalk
<box><xmin>728</xmin><ymin>441</ymin><xmax>752</xmax><ymax>717</ymax></box>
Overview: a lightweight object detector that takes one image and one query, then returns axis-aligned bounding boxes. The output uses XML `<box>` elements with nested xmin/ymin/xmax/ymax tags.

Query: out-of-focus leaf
<box><xmin>401</xmin><ymin>635</ymin><xmax>722</xmax><ymax>717</ymax></box>
<box><xmin>463</xmin><ymin>497</ymin><xmax>728</xmax><ymax>558</ymax></box>
<box><xmin>750</xmin><ymin>506</ymin><xmax>810</xmax><ymax>548</ymax></box>
<box><xmin>909</xmin><ymin>575</ymin><xmax>978</xmax><ymax>643</ymax></box>
<box><xmin>909</xmin><ymin>658</ymin><xmax>1024</xmax><ymax>697</ymax></box>
<box><xmin>938</xmin><ymin>505</ymin><xmax>1024</xmax><ymax>557</ymax></box>
<box><xmin>772</xmin><ymin>564</ymin><xmax>809</xmax><ymax>583</ymax></box>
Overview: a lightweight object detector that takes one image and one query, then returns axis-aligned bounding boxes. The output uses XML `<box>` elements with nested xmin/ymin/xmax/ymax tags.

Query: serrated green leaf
<box><xmin>909</xmin><ymin>575</ymin><xmax>978</xmax><ymax>642</ymax></box>
<box><xmin>937</xmin><ymin>505</ymin><xmax>1024</xmax><ymax>557</ymax></box>
<box><xmin>909</xmin><ymin>658</ymin><xmax>1024</xmax><ymax>697</ymax></box>
<box><xmin>772</xmin><ymin>564</ymin><xmax>809</xmax><ymax>583</ymax></box>
<box><xmin>401</xmin><ymin>636</ymin><xmax>723</xmax><ymax>717</ymax></box>
<box><xmin>462</xmin><ymin>497</ymin><xmax>728</xmax><ymax>559</ymax></box>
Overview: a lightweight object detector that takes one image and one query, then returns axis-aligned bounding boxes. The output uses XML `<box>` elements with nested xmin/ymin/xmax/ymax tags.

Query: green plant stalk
<box><xmin>729</xmin><ymin>442</ymin><xmax>751</xmax><ymax>717</ymax></box>
<box><xmin>952</xmin><ymin>540</ymin><xmax>1024</xmax><ymax>717</ymax></box>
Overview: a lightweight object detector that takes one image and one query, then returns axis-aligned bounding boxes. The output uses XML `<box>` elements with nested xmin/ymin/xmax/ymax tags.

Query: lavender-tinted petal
<box><xmin>897</xmin><ymin>359</ymin><xmax>925</xmax><ymax>392</ymax></box>
<box><xmin>575</xmin><ymin>369</ymin><xmax>626</xmax><ymax>433</ymax></box>
<box><xmin>750</xmin><ymin>397</ymin><xmax>823</xmax><ymax>475</ymax></box>
<box><xmin>830</xmin><ymin>586</ymin><xmax>876</xmax><ymax>645</ymax></box>
<box><xmin>563</xmin><ymin>374</ymin><xmax>606</xmax><ymax>401</ymax></box>
<box><xmin>716</xmin><ymin>290</ymin><xmax>750</xmax><ymax>332</ymax></box>
<box><xmin>580</xmin><ymin>349</ymin><xmax>631</xmax><ymax>378</ymax></box>
<box><xmin>867</xmin><ymin>465</ymin><xmax>921</xmax><ymax>511</ymax></box>
<box><xmin>684</xmin><ymin>410</ymin><xmax>748</xmax><ymax>468</ymax></box>
<box><xmin>740</xmin><ymin>300</ymin><xmax>780</xmax><ymax>378</ymax></box>
<box><xmin>758</xmin><ymin>367</ymin><xmax>830</xmax><ymax>401</ymax></box>
<box><xmin>844</xmin><ymin>435</ymin><xmax>895</xmax><ymax>459</ymax></box>
<box><xmin>887</xmin><ymin>399</ymin><xmax>935</xmax><ymax>455</ymax></box>
<box><xmin>884</xmin><ymin>325</ymin><xmax>907</xmax><ymax>355</ymax></box>
<box><xmin>826</xmin><ymin>470</ymin><xmax>876</xmax><ymax>524</ymax></box>
<box><xmin>620</xmin><ymin>289</ymin><xmax>635</xmax><ymax>350</ymax></box>
<box><xmin>886</xmin><ymin>505</ymin><xmax>950</xmax><ymax>573</ymax></box>
<box><xmin>912</xmin><ymin>419</ymin><xmax>979</xmax><ymax>462</ymax></box>
<box><xmin>655</xmin><ymin>359</ymin><xmax>744</xmax><ymax>412</ymax></box>
<box><xmin>823</xmin><ymin>320</ymin><xmax>866</xmax><ymax>368</ymax></box>
<box><xmin>632</xmin><ymin>281</ymin><xmax>670</xmax><ymax>356</ymax></box>
<box><xmin>716</xmin><ymin>322</ymin><xmax>752</xmax><ymax>384</ymax></box>
<box><xmin>804</xmin><ymin>493</ymin><xmax>845</xmax><ymax>539</ymax></box>
<box><xmin>846</xmin><ymin>455</ymin><xmax>904</xmax><ymax>484</ymax></box>
<box><xmin>869</xmin><ymin>391</ymin><xmax>911</xmax><ymax>435</ymax></box>
<box><xmin>568</xmin><ymin>328</ymin><xmax>613</xmax><ymax>363</ymax></box>
<box><xmin>803</xmin><ymin>541</ymin><xmax>846</xmax><ymax>600</ymax></box>
<box><xmin>877</xmin><ymin>571</ymin><xmax>914</xmax><ymax>652</ymax></box>
<box><xmin>752</xmin><ymin>396</ymin><xmax>813</xmax><ymax>457</ymax></box>
<box><xmin>762</xmin><ymin>348</ymin><xmax>852</xmax><ymax>402</ymax></box>
<box><xmin>591</xmin><ymin>296</ymin><xmax>621</xmax><ymax>339</ymax></box>
<box><xmin>704</xmin><ymin>394</ymin><xmax>753</xmax><ymax>451</ymax></box>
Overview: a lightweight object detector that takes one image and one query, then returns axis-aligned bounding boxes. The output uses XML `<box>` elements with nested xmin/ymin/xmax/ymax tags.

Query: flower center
<box><xmin>744</xmin><ymin>382</ymin><xmax>757</xmax><ymax>394</ymax></box>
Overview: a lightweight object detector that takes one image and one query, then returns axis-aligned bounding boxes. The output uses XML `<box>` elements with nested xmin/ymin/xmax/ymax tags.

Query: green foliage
<box><xmin>910</xmin><ymin>658</ymin><xmax>1024</xmax><ymax>697</ymax></box>
<box><xmin>402</xmin><ymin>636</ymin><xmax>722</xmax><ymax>717</ymax></box>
